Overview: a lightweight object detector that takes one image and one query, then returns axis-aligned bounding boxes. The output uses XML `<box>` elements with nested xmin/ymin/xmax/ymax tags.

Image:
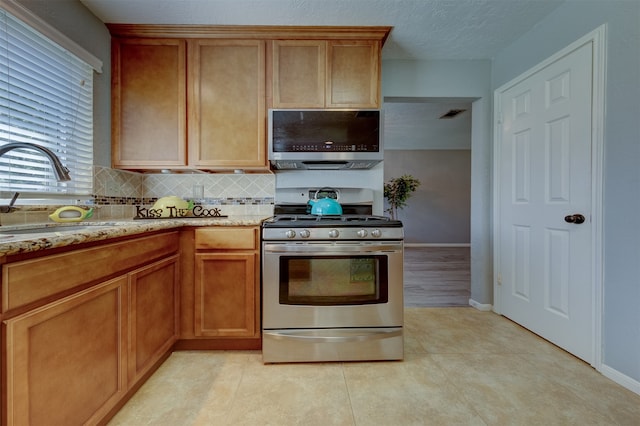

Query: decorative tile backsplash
<box><xmin>93</xmin><ymin>167</ymin><xmax>143</xmax><ymax>198</ymax></box>
<box><xmin>92</xmin><ymin>166</ymin><xmax>275</xmax><ymax>219</ymax></box>
<box><xmin>143</xmin><ymin>172</ymin><xmax>274</xmax><ymax>199</ymax></box>
<box><xmin>0</xmin><ymin>167</ymin><xmax>275</xmax><ymax>224</ymax></box>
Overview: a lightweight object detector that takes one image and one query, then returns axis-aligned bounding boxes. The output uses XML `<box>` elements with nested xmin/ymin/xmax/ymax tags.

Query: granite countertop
<box><xmin>0</xmin><ymin>216</ymin><xmax>268</xmax><ymax>257</ymax></box>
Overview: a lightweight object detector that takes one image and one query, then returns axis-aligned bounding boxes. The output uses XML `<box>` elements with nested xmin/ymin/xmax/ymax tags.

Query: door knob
<box><xmin>564</xmin><ymin>214</ymin><xmax>586</xmax><ymax>224</ymax></box>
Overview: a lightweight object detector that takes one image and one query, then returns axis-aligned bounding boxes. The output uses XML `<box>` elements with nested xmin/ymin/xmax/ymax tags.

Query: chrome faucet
<box><xmin>0</xmin><ymin>192</ymin><xmax>19</xmax><ymax>213</ymax></box>
<box><xmin>0</xmin><ymin>142</ymin><xmax>71</xmax><ymax>181</ymax></box>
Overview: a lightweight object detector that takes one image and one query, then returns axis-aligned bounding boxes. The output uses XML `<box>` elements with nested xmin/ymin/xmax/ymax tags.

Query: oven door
<box><xmin>262</xmin><ymin>241</ymin><xmax>403</xmax><ymax>329</ymax></box>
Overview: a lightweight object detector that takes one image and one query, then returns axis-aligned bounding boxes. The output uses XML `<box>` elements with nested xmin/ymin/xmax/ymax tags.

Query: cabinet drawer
<box><xmin>195</xmin><ymin>227</ymin><xmax>258</xmax><ymax>250</ymax></box>
<box><xmin>2</xmin><ymin>232</ymin><xmax>179</xmax><ymax>312</ymax></box>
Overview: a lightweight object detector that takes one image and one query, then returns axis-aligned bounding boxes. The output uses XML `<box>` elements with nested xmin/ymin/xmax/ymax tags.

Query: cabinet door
<box><xmin>4</xmin><ymin>277</ymin><xmax>128</xmax><ymax>426</ymax></box>
<box><xmin>194</xmin><ymin>252</ymin><xmax>259</xmax><ymax>337</ymax></box>
<box><xmin>112</xmin><ymin>38</ymin><xmax>187</xmax><ymax>169</ymax></box>
<box><xmin>128</xmin><ymin>255</ymin><xmax>179</xmax><ymax>383</ymax></box>
<box><xmin>188</xmin><ymin>40</ymin><xmax>266</xmax><ymax>169</ymax></box>
<box><xmin>272</xmin><ymin>40</ymin><xmax>326</xmax><ymax>108</ymax></box>
<box><xmin>327</xmin><ymin>40</ymin><xmax>380</xmax><ymax>108</ymax></box>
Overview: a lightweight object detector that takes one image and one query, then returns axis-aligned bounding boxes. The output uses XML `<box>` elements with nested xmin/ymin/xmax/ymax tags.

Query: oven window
<box><xmin>279</xmin><ymin>255</ymin><xmax>388</xmax><ymax>305</ymax></box>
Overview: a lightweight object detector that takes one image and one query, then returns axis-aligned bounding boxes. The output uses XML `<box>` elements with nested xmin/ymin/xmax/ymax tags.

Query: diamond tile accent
<box><xmin>93</xmin><ymin>168</ymin><xmax>275</xmax><ymax>216</ymax></box>
<box><xmin>141</xmin><ymin>173</ymin><xmax>275</xmax><ymax>199</ymax></box>
<box><xmin>94</xmin><ymin>166</ymin><xmax>144</xmax><ymax>197</ymax></box>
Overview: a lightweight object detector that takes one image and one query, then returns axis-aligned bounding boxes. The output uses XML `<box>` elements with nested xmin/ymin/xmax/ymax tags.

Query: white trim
<box><xmin>589</xmin><ymin>24</ymin><xmax>607</xmax><ymax>373</ymax></box>
<box><xmin>404</xmin><ymin>243</ymin><xmax>470</xmax><ymax>248</ymax></box>
<box><xmin>492</xmin><ymin>87</ymin><xmax>503</xmax><ymax>314</ymax></box>
<box><xmin>493</xmin><ymin>25</ymin><xmax>606</xmax><ymax>369</ymax></box>
<box><xmin>0</xmin><ymin>0</ymin><xmax>102</xmax><ymax>72</ymax></box>
<box><xmin>469</xmin><ymin>299</ymin><xmax>493</xmax><ymax>311</ymax></box>
<box><xmin>600</xmin><ymin>364</ymin><xmax>640</xmax><ymax>396</ymax></box>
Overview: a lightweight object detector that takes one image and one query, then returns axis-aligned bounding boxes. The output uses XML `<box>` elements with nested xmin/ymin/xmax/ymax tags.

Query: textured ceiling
<box><xmin>80</xmin><ymin>0</ymin><xmax>565</xmax><ymax>60</ymax></box>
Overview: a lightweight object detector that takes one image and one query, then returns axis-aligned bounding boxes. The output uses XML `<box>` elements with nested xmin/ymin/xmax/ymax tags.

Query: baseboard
<box><xmin>404</xmin><ymin>243</ymin><xmax>471</xmax><ymax>247</ymax></box>
<box><xmin>600</xmin><ymin>364</ymin><xmax>640</xmax><ymax>396</ymax></box>
<box><xmin>173</xmin><ymin>338</ymin><xmax>261</xmax><ymax>351</ymax></box>
<box><xmin>469</xmin><ymin>299</ymin><xmax>493</xmax><ymax>311</ymax></box>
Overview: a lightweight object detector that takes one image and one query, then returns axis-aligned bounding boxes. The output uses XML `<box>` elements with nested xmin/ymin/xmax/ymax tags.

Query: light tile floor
<box><xmin>109</xmin><ymin>308</ymin><xmax>640</xmax><ymax>425</ymax></box>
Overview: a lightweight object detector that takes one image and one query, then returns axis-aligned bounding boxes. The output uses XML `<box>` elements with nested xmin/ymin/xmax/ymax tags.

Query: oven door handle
<box><xmin>263</xmin><ymin>328</ymin><xmax>402</xmax><ymax>343</ymax></box>
<box><xmin>263</xmin><ymin>243</ymin><xmax>402</xmax><ymax>253</ymax></box>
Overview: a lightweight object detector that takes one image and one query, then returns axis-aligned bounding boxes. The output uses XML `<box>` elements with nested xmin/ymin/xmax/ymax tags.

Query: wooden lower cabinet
<box><xmin>128</xmin><ymin>255</ymin><xmax>179</xmax><ymax>384</ymax></box>
<box><xmin>0</xmin><ymin>225</ymin><xmax>263</xmax><ymax>424</ymax></box>
<box><xmin>194</xmin><ymin>252</ymin><xmax>257</xmax><ymax>337</ymax></box>
<box><xmin>3</xmin><ymin>276</ymin><xmax>128</xmax><ymax>426</ymax></box>
<box><xmin>1</xmin><ymin>232</ymin><xmax>180</xmax><ymax>425</ymax></box>
<box><xmin>177</xmin><ymin>226</ymin><xmax>261</xmax><ymax>348</ymax></box>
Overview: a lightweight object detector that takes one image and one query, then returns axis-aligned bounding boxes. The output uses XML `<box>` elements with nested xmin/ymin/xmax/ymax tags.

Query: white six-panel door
<box><xmin>496</xmin><ymin>41</ymin><xmax>594</xmax><ymax>363</ymax></box>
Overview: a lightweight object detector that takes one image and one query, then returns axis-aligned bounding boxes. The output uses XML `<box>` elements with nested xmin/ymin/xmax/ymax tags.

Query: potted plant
<box><xmin>383</xmin><ymin>175</ymin><xmax>421</xmax><ymax>220</ymax></box>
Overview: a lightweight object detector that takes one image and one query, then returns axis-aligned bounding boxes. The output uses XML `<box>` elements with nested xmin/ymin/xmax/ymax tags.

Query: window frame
<box><xmin>0</xmin><ymin>1</ymin><xmax>102</xmax><ymax>201</ymax></box>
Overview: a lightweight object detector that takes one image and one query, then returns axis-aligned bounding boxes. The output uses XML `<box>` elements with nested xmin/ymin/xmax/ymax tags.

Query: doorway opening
<box><xmin>383</xmin><ymin>97</ymin><xmax>475</xmax><ymax>306</ymax></box>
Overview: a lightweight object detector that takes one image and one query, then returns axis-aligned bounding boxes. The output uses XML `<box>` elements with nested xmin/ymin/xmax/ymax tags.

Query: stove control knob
<box><xmin>285</xmin><ymin>229</ymin><xmax>296</xmax><ymax>239</ymax></box>
<box><xmin>356</xmin><ymin>229</ymin><xmax>368</xmax><ymax>238</ymax></box>
<box><xmin>370</xmin><ymin>229</ymin><xmax>382</xmax><ymax>238</ymax></box>
<box><xmin>299</xmin><ymin>229</ymin><xmax>311</xmax><ymax>238</ymax></box>
<box><xmin>328</xmin><ymin>229</ymin><xmax>340</xmax><ymax>238</ymax></box>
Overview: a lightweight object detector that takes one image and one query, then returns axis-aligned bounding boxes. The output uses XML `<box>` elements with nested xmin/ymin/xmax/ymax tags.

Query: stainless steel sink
<box><xmin>0</xmin><ymin>224</ymin><xmax>115</xmax><ymax>239</ymax></box>
<box><xmin>2</xmin><ymin>225</ymin><xmax>92</xmax><ymax>234</ymax></box>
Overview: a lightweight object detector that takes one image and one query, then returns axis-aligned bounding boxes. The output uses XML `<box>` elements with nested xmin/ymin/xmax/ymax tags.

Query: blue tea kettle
<box><xmin>308</xmin><ymin>187</ymin><xmax>343</xmax><ymax>216</ymax></box>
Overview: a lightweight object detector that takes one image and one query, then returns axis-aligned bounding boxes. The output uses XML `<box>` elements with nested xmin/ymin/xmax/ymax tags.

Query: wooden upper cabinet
<box><xmin>327</xmin><ymin>40</ymin><xmax>380</xmax><ymax>108</ymax></box>
<box><xmin>111</xmin><ymin>38</ymin><xmax>187</xmax><ymax>169</ymax></box>
<box><xmin>107</xmin><ymin>25</ymin><xmax>390</xmax><ymax>170</ymax></box>
<box><xmin>272</xmin><ymin>40</ymin><xmax>326</xmax><ymax>108</ymax></box>
<box><xmin>271</xmin><ymin>39</ymin><xmax>381</xmax><ymax>109</ymax></box>
<box><xmin>188</xmin><ymin>40</ymin><xmax>266</xmax><ymax>169</ymax></box>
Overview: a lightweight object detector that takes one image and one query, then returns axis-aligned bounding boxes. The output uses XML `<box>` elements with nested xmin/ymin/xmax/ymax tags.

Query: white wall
<box><xmin>492</xmin><ymin>0</ymin><xmax>640</xmax><ymax>388</ymax></box>
<box><xmin>15</xmin><ymin>0</ymin><xmax>112</xmax><ymax>168</ymax></box>
<box><xmin>383</xmin><ymin>150</ymin><xmax>471</xmax><ymax>244</ymax></box>
<box><xmin>274</xmin><ymin>166</ymin><xmax>385</xmax><ymax>215</ymax></box>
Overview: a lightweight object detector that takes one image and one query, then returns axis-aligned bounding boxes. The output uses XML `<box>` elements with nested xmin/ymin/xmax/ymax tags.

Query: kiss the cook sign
<box><xmin>134</xmin><ymin>204</ymin><xmax>225</xmax><ymax>219</ymax></box>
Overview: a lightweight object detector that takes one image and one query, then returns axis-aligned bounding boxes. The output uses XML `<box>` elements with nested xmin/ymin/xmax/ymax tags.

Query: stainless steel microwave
<box><xmin>268</xmin><ymin>109</ymin><xmax>383</xmax><ymax>170</ymax></box>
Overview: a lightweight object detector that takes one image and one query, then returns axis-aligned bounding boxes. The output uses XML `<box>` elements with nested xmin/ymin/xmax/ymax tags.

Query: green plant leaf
<box><xmin>383</xmin><ymin>175</ymin><xmax>421</xmax><ymax>219</ymax></box>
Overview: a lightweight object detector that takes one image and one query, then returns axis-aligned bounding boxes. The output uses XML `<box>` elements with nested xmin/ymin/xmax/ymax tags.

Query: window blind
<box><xmin>0</xmin><ymin>8</ymin><xmax>93</xmax><ymax>196</ymax></box>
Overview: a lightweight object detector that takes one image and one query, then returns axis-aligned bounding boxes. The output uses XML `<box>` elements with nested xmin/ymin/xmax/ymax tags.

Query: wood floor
<box><xmin>403</xmin><ymin>246</ymin><xmax>470</xmax><ymax>307</ymax></box>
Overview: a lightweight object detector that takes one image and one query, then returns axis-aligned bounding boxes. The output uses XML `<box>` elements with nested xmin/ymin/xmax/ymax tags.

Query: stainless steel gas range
<box><xmin>261</xmin><ymin>189</ymin><xmax>404</xmax><ymax>363</ymax></box>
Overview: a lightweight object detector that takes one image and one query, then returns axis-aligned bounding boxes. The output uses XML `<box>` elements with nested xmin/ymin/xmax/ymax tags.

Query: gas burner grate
<box><xmin>271</xmin><ymin>214</ymin><xmax>392</xmax><ymax>223</ymax></box>
<box><xmin>263</xmin><ymin>214</ymin><xmax>403</xmax><ymax>228</ymax></box>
